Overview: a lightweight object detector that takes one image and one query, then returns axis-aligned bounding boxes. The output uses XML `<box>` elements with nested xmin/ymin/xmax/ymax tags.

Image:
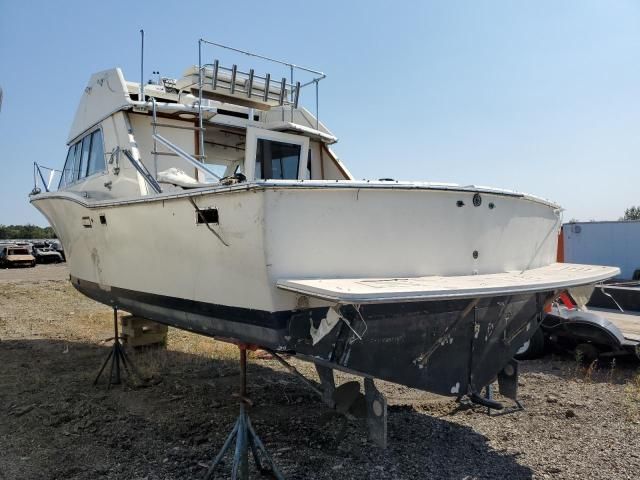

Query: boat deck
<box><xmin>278</xmin><ymin>263</ymin><xmax>620</xmax><ymax>304</ymax></box>
<box><xmin>589</xmin><ymin>307</ymin><xmax>640</xmax><ymax>342</ymax></box>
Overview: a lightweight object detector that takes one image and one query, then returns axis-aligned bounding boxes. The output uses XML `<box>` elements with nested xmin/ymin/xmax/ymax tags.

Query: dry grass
<box><xmin>166</xmin><ymin>328</ymin><xmax>237</xmax><ymax>360</ymax></box>
<box><xmin>132</xmin><ymin>329</ymin><xmax>239</xmax><ymax>379</ymax></box>
<box><xmin>624</xmin><ymin>371</ymin><xmax>640</xmax><ymax>422</ymax></box>
<box><xmin>583</xmin><ymin>359</ymin><xmax>599</xmax><ymax>382</ymax></box>
<box><xmin>0</xmin><ymin>279</ymin><xmax>242</xmax><ymax>383</ymax></box>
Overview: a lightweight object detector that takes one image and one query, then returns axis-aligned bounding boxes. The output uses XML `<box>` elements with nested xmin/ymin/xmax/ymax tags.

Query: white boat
<box><xmin>30</xmin><ymin>40</ymin><xmax>618</xmax><ymax>398</ymax></box>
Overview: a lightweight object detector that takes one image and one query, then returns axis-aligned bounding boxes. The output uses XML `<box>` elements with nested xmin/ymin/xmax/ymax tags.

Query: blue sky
<box><xmin>1</xmin><ymin>0</ymin><xmax>639</xmax><ymax>225</ymax></box>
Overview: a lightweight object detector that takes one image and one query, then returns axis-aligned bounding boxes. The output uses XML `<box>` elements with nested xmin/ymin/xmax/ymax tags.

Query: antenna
<box><xmin>139</xmin><ymin>29</ymin><xmax>145</xmax><ymax>102</ymax></box>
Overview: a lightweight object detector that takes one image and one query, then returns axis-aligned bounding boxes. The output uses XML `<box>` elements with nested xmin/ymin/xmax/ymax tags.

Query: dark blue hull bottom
<box><xmin>71</xmin><ymin>275</ymin><xmax>554</xmax><ymax>397</ymax></box>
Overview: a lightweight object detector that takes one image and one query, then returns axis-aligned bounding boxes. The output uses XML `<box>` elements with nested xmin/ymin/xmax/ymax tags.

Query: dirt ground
<box><xmin>0</xmin><ymin>263</ymin><xmax>70</xmax><ymax>283</ymax></box>
<box><xmin>1</xmin><ymin>265</ymin><xmax>639</xmax><ymax>479</ymax></box>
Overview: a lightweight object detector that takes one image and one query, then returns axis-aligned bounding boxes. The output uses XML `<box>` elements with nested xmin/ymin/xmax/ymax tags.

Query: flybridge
<box><xmin>188</xmin><ymin>38</ymin><xmax>327</xmax><ymax>161</ymax></box>
<box><xmin>192</xmin><ymin>39</ymin><xmax>326</xmax><ymax>114</ymax></box>
<box><xmin>133</xmin><ymin>37</ymin><xmax>327</xmax><ymax>127</ymax></box>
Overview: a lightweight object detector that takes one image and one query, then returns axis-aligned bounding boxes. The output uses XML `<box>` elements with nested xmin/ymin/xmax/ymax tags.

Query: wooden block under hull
<box><xmin>121</xmin><ymin>315</ymin><xmax>168</xmax><ymax>348</ymax></box>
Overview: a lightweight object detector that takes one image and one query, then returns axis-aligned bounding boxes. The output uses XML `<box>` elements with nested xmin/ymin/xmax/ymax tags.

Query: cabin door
<box><xmin>244</xmin><ymin>127</ymin><xmax>309</xmax><ymax>181</ymax></box>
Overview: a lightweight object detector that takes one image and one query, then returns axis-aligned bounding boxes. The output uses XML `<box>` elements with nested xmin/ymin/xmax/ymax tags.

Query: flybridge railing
<box><xmin>133</xmin><ymin>36</ymin><xmax>327</xmax><ymax>184</ymax></box>
<box><xmin>196</xmin><ymin>39</ymin><xmax>327</xmax><ymax>161</ymax></box>
<box><xmin>197</xmin><ymin>39</ymin><xmax>326</xmax><ymax>111</ymax></box>
<box><xmin>201</xmin><ymin>61</ymin><xmax>296</xmax><ymax>107</ymax></box>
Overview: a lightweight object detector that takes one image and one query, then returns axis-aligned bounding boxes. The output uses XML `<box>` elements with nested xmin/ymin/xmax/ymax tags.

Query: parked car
<box><xmin>33</xmin><ymin>246</ymin><xmax>64</xmax><ymax>264</ymax></box>
<box><xmin>48</xmin><ymin>239</ymin><xmax>66</xmax><ymax>262</ymax></box>
<box><xmin>0</xmin><ymin>246</ymin><xmax>36</xmax><ymax>268</ymax></box>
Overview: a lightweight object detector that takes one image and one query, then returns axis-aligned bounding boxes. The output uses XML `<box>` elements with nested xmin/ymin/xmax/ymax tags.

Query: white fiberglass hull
<box><xmin>31</xmin><ymin>181</ymin><xmax>562</xmax><ymax>313</ymax></box>
<box><xmin>30</xmin><ymin>181</ymin><xmax>616</xmax><ymax>396</ymax></box>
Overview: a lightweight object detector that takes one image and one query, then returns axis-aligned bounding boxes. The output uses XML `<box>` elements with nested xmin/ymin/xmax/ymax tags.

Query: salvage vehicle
<box><xmin>48</xmin><ymin>239</ymin><xmax>66</xmax><ymax>261</ymax></box>
<box><xmin>0</xmin><ymin>246</ymin><xmax>36</xmax><ymax>268</ymax></box>
<box><xmin>516</xmin><ymin>292</ymin><xmax>640</xmax><ymax>361</ymax></box>
<box><xmin>33</xmin><ymin>245</ymin><xmax>64</xmax><ymax>264</ymax></box>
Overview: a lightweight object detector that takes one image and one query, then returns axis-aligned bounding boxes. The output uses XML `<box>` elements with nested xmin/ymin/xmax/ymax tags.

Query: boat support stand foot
<box><xmin>364</xmin><ymin>377</ymin><xmax>388</xmax><ymax>449</ymax></box>
<box><xmin>93</xmin><ymin>306</ymin><xmax>142</xmax><ymax>388</ymax></box>
<box><xmin>203</xmin><ymin>344</ymin><xmax>285</xmax><ymax>480</ymax></box>
<box><xmin>315</xmin><ymin>364</ymin><xmax>336</xmax><ymax>409</ymax></box>
<box><xmin>315</xmin><ymin>365</ymin><xmax>388</xmax><ymax>449</ymax></box>
<box><xmin>485</xmin><ymin>359</ymin><xmax>524</xmax><ymax>416</ymax></box>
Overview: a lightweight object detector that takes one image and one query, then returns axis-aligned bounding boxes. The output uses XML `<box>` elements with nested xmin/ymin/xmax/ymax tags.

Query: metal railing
<box><xmin>149</xmin><ymin>97</ymin><xmax>220</xmax><ymax>182</ymax></box>
<box><xmin>138</xmin><ymin>38</ymin><xmax>326</xmax><ymax>190</ymax></box>
<box><xmin>197</xmin><ymin>39</ymin><xmax>327</xmax><ymax>160</ymax></box>
<box><xmin>30</xmin><ymin>163</ymin><xmax>61</xmax><ymax>195</ymax></box>
<box><xmin>152</xmin><ymin>132</ymin><xmax>221</xmax><ymax>181</ymax></box>
<box><xmin>121</xmin><ymin>148</ymin><xmax>163</xmax><ymax>194</ymax></box>
<box><xmin>201</xmin><ymin>61</ymin><xmax>297</xmax><ymax>107</ymax></box>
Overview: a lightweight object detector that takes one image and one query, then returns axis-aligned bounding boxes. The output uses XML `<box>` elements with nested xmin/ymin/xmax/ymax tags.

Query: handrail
<box><xmin>152</xmin><ymin>133</ymin><xmax>221</xmax><ymax>180</ymax></box>
<box><xmin>121</xmin><ymin>149</ymin><xmax>163</xmax><ymax>194</ymax></box>
<box><xmin>197</xmin><ymin>39</ymin><xmax>326</xmax><ymax>127</ymax></box>
<box><xmin>31</xmin><ymin>163</ymin><xmax>61</xmax><ymax>194</ymax></box>
<box><xmin>141</xmin><ymin>40</ymin><xmax>327</xmax><ymax>187</ymax></box>
<box><xmin>151</xmin><ymin>98</ymin><xmax>158</xmax><ymax>178</ymax></box>
<box><xmin>33</xmin><ymin>162</ymin><xmax>48</xmax><ymax>193</ymax></box>
<box><xmin>199</xmin><ymin>39</ymin><xmax>325</xmax><ymax>77</ymax></box>
<box><xmin>199</xmin><ymin>62</ymin><xmax>302</xmax><ymax>107</ymax></box>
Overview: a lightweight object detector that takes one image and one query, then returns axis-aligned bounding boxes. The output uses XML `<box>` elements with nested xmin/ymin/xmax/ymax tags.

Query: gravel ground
<box><xmin>0</xmin><ymin>266</ymin><xmax>639</xmax><ymax>479</ymax></box>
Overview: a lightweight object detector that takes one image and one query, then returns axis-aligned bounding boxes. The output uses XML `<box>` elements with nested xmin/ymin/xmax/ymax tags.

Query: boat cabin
<box><xmin>51</xmin><ymin>50</ymin><xmax>352</xmax><ymax>200</ymax></box>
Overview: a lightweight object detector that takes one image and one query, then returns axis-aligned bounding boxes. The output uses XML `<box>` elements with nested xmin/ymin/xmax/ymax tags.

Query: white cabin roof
<box><xmin>68</xmin><ymin>68</ymin><xmax>130</xmax><ymax>143</ymax></box>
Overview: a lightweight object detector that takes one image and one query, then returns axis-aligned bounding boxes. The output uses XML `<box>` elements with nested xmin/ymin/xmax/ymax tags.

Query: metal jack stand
<box><xmin>93</xmin><ymin>307</ymin><xmax>140</xmax><ymax>388</ymax></box>
<box><xmin>204</xmin><ymin>344</ymin><xmax>285</xmax><ymax>480</ymax></box>
<box><xmin>485</xmin><ymin>359</ymin><xmax>524</xmax><ymax>416</ymax></box>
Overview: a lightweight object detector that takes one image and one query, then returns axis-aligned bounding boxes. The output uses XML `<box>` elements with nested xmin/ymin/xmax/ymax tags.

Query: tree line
<box><xmin>0</xmin><ymin>224</ymin><xmax>57</xmax><ymax>239</ymax></box>
<box><xmin>622</xmin><ymin>206</ymin><xmax>640</xmax><ymax>221</ymax></box>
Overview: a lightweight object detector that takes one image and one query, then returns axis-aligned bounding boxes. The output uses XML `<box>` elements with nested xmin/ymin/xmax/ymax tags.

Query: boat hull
<box><xmin>72</xmin><ymin>273</ymin><xmax>551</xmax><ymax>396</ymax></box>
<box><xmin>32</xmin><ymin>182</ymin><xmax>568</xmax><ymax>396</ymax></box>
<box><xmin>30</xmin><ymin>181</ymin><xmax>562</xmax><ymax>313</ymax></box>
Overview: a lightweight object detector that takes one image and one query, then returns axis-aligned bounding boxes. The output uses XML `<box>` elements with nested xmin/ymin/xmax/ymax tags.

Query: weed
<box><xmin>573</xmin><ymin>349</ymin><xmax>584</xmax><ymax>377</ymax></box>
<box><xmin>624</xmin><ymin>370</ymin><xmax>640</xmax><ymax>422</ymax></box>
<box><xmin>608</xmin><ymin>358</ymin><xmax>617</xmax><ymax>383</ymax></box>
<box><xmin>583</xmin><ymin>359</ymin><xmax>599</xmax><ymax>383</ymax></box>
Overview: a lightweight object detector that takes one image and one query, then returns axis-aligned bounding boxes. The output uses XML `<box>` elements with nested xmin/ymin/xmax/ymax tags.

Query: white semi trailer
<box><xmin>563</xmin><ymin>220</ymin><xmax>640</xmax><ymax>280</ymax></box>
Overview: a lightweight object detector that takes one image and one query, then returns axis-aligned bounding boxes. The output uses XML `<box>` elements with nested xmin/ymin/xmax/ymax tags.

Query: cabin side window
<box><xmin>58</xmin><ymin>128</ymin><xmax>106</xmax><ymax>189</ymax></box>
<box><xmin>77</xmin><ymin>135</ymin><xmax>92</xmax><ymax>180</ymax></box>
<box><xmin>60</xmin><ymin>142</ymin><xmax>81</xmax><ymax>189</ymax></box>
<box><xmin>256</xmin><ymin>139</ymin><xmax>301</xmax><ymax>180</ymax></box>
<box><xmin>244</xmin><ymin>128</ymin><xmax>309</xmax><ymax>181</ymax></box>
<box><xmin>86</xmin><ymin>129</ymin><xmax>105</xmax><ymax>176</ymax></box>
<box><xmin>59</xmin><ymin>145</ymin><xmax>76</xmax><ymax>188</ymax></box>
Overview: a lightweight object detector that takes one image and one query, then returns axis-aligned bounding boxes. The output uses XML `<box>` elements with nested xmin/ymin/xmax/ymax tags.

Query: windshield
<box><xmin>9</xmin><ymin>249</ymin><xmax>29</xmax><ymax>255</ymax></box>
